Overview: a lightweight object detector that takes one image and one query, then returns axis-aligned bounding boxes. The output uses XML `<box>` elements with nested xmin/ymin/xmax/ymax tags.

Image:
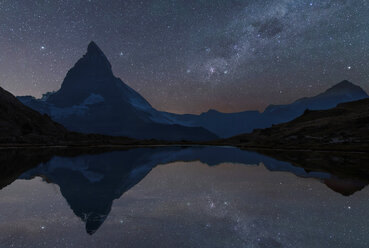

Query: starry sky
<box><xmin>0</xmin><ymin>0</ymin><xmax>368</xmax><ymax>114</ymax></box>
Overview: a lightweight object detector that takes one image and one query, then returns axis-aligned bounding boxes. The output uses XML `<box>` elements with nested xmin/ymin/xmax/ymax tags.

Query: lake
<box><xmin>0</xmin><ymin>146</ymin><xmax>368</xmax><ymax>248</ymax></box>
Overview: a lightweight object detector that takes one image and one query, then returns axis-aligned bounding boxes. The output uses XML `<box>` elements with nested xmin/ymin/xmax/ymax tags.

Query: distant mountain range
<box><xmin>17</xmin><ymin>41</ymin><xmax>368</xmax><ymax>140</ymax></box>
<box><xmin>162</xmin><ymin>80</ymin><xmax>368</xmax><ymax>137</ymax></box>
<box><xmin>225</xmin><ymin>98</ymin><xmax>369</xmax><ymax>151</ymax></box>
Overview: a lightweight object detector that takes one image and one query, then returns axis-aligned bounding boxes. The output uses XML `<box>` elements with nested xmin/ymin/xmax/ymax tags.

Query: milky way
<box><xmin>0</xmin><ymin>0</ymin><xmax>368</xmax><ymax>113</ymax></box>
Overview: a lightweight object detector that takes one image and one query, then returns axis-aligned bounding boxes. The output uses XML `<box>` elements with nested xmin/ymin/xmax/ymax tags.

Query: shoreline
<box><xmin>0</xmin><ymin>143</ymin><xmax>368</xmax><ymax>154</ymax></box>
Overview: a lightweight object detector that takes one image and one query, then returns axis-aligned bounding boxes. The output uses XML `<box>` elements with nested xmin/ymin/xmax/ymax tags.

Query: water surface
<box><xmin>0</xmin><ymin>146</ymin><xmax>368</xmax><ymax>248</ymax></box>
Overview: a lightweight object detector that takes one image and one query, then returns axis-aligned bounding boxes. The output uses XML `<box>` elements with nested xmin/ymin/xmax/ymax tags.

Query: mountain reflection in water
<box><xmin>0</xmin><ymin>146</ymin><xmax>368</xmax><ymax>236</ymax></box>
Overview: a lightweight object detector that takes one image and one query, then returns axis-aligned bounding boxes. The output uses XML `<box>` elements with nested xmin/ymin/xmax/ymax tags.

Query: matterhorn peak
<box><xmin>87</xmin><ymin>41</ymin><xmax>106</xmax><ymax>58</ymax></box>
<box><xmin>45</xmin><ymin>41</ymin><xmax>115</xmax><ymax>107</ymax></box>
<box><xmin>82</xmin><ymin>41</ymin><xmax>112</xmax><ymax>71</ymax></box>
<box><xmin>87</xmin><ymin>41</ymin><xmax>100</xmax><ymax>51</ymax></box>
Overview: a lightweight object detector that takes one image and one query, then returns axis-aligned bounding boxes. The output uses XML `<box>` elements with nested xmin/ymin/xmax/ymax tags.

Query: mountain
<box><xmin>18</xmin><ymin>42</ymin><xmax>217</xmax><ymax>141</ymax></box>
<box><xmin>225</xmin><ymin>98</ymin><xmax>369</xmax><ymax>151</ymax></box>
<box><xmin>0</xmin><ymin>86</ymin><xmax>68</xmax><ymax>144</ymax></box>
<box><xmin>262</xmin><ymin>80</ymin><xmax>368</xmax><ymax>124</ymax></box>
<box><xmin>161</xmin><ymin>80</ymin><xmax>368</xmax><ymax>138</ymax></box>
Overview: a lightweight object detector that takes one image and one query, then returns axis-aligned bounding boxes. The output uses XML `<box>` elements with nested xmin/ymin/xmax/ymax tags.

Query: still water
<box><xmin>0</xmin><ymin>146</ymin><xmax>368</xmax><ymax>248</ymax></box>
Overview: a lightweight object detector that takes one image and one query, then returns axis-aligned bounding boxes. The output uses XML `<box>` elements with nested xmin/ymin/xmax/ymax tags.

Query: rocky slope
<box><xmin>225</xmin><ymin>98</ymin><xmax>369</xmax><ymax>151</ymax></box>
<box><xmin>0</xmin><ymin>86</ymin><xmax>69</xmax><ymax>144</ymax></box>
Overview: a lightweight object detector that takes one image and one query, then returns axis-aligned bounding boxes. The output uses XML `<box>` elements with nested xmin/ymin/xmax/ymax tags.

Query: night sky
<box><xmin>0</xmin><ymin>0</ymin><xmax>368</xmax><ymax>114</ymax></box>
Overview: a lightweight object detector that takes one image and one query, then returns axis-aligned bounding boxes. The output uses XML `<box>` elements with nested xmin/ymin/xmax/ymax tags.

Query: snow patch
<box><xmin>128</xmin><ymin>95</ymin><xmax>148</xmax><ymax>109</ymax></box>
<box><xmin>48</xmin><ymin>93</ymin><xmax>104</xmax><ymax>119</ymax></box>
<box><xmin>50</xmin><ymin>105</ymin><xmax>89</xmax><ymax>119</ymax></box>
<box><xmin>83</xmin><ymin>93</ymin><xmax>105</xmax><ymax>105</ymax></box>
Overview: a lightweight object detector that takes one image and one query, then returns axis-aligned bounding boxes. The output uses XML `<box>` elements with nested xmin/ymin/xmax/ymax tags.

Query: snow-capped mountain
<box><xmin>18</xmin><ymin>42</ymin><xmax>217</xmax><ymax>141</ymax></box>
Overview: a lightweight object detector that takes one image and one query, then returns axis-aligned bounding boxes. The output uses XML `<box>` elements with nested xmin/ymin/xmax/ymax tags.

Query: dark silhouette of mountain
<box><xmin>11</xmin><ymin>146</ymin><xmax>367</xmax><ymax>234</ymax></box>
<box><xmin>18</xmin><ymin>41</ymin><xmax>217</xmax><ymax>141</ymax></box>
<box><xmin>47</xmin><ymin>42</ymin><xmax>116</xmax><ymax>107</ymax></box>
<box><xmin>225</xmin><ymin>98</ymin><xmax>369</xmax><ymax>151</ymax></box>
<box><xmin>0</xmin><ymin>86</ymin><xmax>68</xmax><ymax>144</ymax></box>
<box><xmin>262</xmin><ymin>80</ymin><xmax>368</xmax><ymax>124</ymax></box>
<box><xmin>162</xmin><ymin>80</ymin><xmax>368</xmax><ymax>137</ymax></box>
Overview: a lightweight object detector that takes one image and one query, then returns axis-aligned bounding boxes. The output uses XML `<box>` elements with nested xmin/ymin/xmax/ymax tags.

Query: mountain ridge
<box><xmin>163</xmin><ymin>80</ymin><xmax>368</xmax><ymax>137</ymax></box>
<box><xmin>17</xmin><ymin>42</ymin><xmax>368</xmax><ymax>140</ymax></box>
